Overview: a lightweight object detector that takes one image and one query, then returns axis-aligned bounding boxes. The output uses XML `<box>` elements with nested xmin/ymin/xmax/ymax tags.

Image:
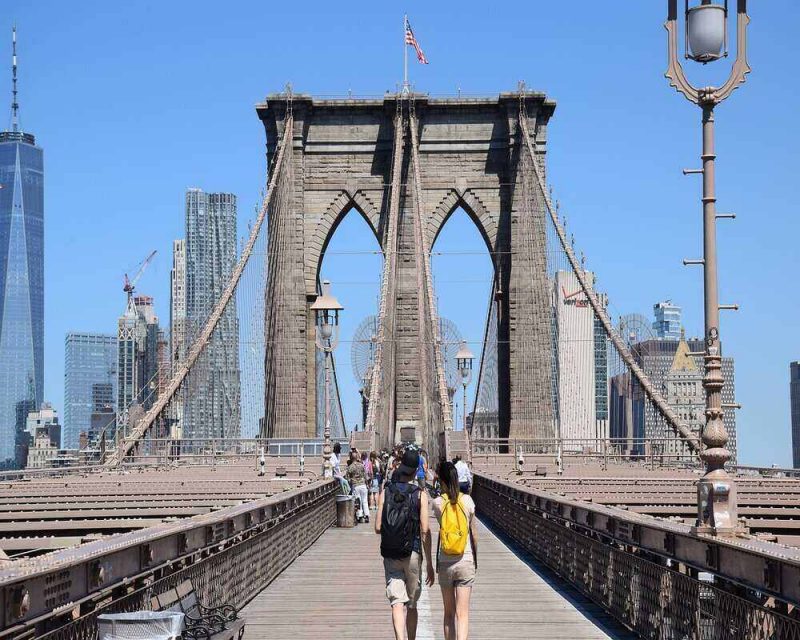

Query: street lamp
<box><xmin>455</xmin><ymin>341</ymin><xmax>474</xmax><ymax>432</ymax></box>
<box><xmin>310</xmin><ymin>280</ymin><xmax>344</xmax><ymax>478</ymax></box>
<box><xmin>665</xmin><ymin>0</ymin><xmax>750</xmax><ymax>536</ymax></box>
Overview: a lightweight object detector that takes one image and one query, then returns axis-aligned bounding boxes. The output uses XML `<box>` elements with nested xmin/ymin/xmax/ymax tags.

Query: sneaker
<box><xmin>365</xmin><ymin>515</ymin><xmax>370</xmax><ymax>524</ymax></box>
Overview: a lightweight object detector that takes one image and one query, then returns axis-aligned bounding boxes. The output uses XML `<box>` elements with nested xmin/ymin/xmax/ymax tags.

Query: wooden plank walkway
<box><xmin>241</xmin><ymin>515</ymin><xmax>635</xmax><ymax>639</ymax></box>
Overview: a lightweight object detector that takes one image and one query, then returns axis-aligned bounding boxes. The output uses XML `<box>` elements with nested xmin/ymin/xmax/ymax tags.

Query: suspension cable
<box><xmin>105</xmin><ymin>117</ymin><xmax>295</xmax><ymax>466</ymax></box>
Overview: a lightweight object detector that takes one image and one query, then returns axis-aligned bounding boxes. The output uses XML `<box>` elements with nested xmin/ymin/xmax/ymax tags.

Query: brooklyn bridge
<box><xmin>4</xmin><ymin>2</ymin><xmax>800</xmax><ymax>639</ymax></box>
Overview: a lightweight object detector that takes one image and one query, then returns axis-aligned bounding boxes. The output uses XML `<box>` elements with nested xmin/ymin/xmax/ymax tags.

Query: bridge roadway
<box><xmin>240</xmin><ymin>515</ymin><xmax>635</xmax><ymax>639</ymax></box>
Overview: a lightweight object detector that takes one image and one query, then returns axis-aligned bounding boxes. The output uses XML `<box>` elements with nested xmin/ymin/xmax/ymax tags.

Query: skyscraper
<box><xmin>117</xmin><ymin>295</ymin><xmax>160</xmax><ymax>437</ymax></box>
<box><xmin>635</xmin><ymin>336</ymin><xmax>737</xmax><ymax>463</ymax></box>
<box><xmin>180</xmin><ymin>189</ymin><xmax>240</xmax><ymax>440</ymax></box>
<box><xmin>63</xmin><ymin>332</ymin><xmax>117</xmax><ymax>448</ymax></box>
<box><xmin>0</xmin><ymin>28</ymin><xmax>43</xmax><ymax>465</ymax></box>
<box><xmin>653</xmin><ymin>301</ymin><xmax>682</xmax><ymax>341</ymax></box>
<box><xmin>168</xmin><ymin>240</ymin><xmax>187</xmax><ymax>438</ymax></box>
<box><xmin>662</xmin><ymin>332</ymin><xmax>705</xmax><ymax>459</ymax></box>
<box><xmin>170</xmin><ymin>239</ymin><xmax>187</xmax><ymax>365</ymax></box>
<box><xmin>89</xmin><ymin>382</ymin><xmax>115</xmax><ymax>443</ymax></box>
<box><xmin>554</xmin><ymin>270</ymin><xmax>606</xmax><ymax>441</ymax></box>
<box><xmin>791</xmin><ymin>362</ymin><xmax>800</xmax><ymax>468</ymax></box>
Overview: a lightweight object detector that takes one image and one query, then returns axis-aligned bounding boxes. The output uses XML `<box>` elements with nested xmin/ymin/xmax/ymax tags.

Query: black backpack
<box><xmin>380</xmin><ymin>482</ymin><xmax>420</xmax><ymax>559</ymax></box>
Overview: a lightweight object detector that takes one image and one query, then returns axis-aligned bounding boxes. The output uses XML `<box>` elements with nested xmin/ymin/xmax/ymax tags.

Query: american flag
<box><xmin>405</xmin><ymin>19</ymin><xmax>429</xmax><ymax>65</ymax></box>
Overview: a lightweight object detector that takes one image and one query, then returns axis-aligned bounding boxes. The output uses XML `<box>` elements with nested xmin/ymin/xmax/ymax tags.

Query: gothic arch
<box><xmin>304</xmin><ymin>189</ymin><xmax>382</xmax><ymax>294</ymax></box>
<box><xmin>426</xmin><ymin>189</ymin><xmax>498</xmax><ymax>264</ymax></box>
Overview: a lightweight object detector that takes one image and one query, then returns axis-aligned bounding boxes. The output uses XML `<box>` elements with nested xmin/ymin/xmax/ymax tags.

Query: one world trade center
<box><xmin>0</xmin><ymin>27</ymin><xmax>44</xmax><ymax>465</ymax></box>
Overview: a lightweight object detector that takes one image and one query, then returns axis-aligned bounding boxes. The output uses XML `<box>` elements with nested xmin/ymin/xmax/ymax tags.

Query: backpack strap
<box><xmin>454</xmin><ymin>494</ymin><xmax>469</xmax><ymax>520</ymax></box>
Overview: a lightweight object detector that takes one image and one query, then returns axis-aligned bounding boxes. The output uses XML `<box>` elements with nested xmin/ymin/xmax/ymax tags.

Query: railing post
<box><xmin>602</xmin><ymin>438</ymin><xmax>608</xmax><ymax>472</ymax></box>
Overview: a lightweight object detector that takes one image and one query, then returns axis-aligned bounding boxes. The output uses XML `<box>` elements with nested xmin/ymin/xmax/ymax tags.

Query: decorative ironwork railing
<box><xmin>474</xmin><ymin>473</ymin><xmax>800</xmax><ymax>639</ymax></box>
<box><xmin>0</xmin><ymin>480</ymin><xmax>336</xmax><ymax>639</ymax></box>
<box><xmin>471</xmin><ymin>436</ymin><xmax>698</xmax><ymax>471</ymax></box>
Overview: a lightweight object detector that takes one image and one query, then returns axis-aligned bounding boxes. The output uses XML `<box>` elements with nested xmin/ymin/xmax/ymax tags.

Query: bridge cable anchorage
<box><xmin>409</xmin><ymin>112</ymin><xmax>453</xmax><ymax>433</ymax></box>
<box><xmin>516</xmin><ymin>109</ymin><xmax>702</xmax><ymax>455</ymax></box>
<box><xmin>104</xmin><ymin>117</ymin><xmax>295</xmax><ymax>467</ymax></box>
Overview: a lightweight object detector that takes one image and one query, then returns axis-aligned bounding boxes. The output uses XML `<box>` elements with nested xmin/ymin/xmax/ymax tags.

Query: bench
<box><xmin>151</xmin><ymin>580</ymin><xmax>245</xmax><ymax>640</ymax></box>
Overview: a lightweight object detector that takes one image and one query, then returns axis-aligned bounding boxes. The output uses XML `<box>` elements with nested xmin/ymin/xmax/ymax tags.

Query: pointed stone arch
<box><xmin>426</xmin><ymin>188</ymin><xmax>498</xmax><ymax>264</ymax></box>
<box><xmin>304</xmin><ymin>189</ymin><xmax>382</xmax><ymax>294</ymax></box>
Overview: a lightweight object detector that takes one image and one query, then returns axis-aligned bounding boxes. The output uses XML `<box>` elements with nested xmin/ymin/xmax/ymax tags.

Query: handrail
<box><xmin>474</xmin><ymin>472</ymin><xmax>800</xmax><ymax>606</ymax></box>
<box><xmin>0</xmin><ymin>479</ymin><xmax>336</xmax><ymax>633</ymax></box>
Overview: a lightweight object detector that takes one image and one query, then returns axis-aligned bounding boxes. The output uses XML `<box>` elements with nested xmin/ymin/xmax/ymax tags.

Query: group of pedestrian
<box><xmin>375</xmin><ymin>446</ymin><xmax>477</xmax><ymax>640</ymax></box>
<box><xmin>336</xmin><ymin>446</ymin><xmax>394</xmax><ymax>524</ymax></box>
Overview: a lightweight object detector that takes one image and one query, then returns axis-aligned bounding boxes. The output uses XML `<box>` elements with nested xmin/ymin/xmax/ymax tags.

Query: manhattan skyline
<box><xmin>3</xmin><ymin>1</ymin><xmax>799</xmax><ymax>465</ymax></box>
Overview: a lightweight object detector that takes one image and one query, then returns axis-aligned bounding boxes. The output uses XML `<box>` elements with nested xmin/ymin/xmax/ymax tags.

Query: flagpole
<box><xmin>403</xmin><ymin>14</ymin><xmax>409</xmax><ymax>94</ymax></box>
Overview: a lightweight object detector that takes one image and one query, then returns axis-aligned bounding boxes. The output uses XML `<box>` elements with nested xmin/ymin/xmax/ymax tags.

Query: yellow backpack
<box><xmin>439</xmin><ymin>493</ymin><xmax>469</xmax><ymax>556</ymax></box>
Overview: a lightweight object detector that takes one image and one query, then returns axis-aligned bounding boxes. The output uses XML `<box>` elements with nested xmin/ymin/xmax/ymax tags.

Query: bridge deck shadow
<box><xmin>240</xmin><ymin>509</ymin><xmax>636</xmax><ymax>639</ymax></box>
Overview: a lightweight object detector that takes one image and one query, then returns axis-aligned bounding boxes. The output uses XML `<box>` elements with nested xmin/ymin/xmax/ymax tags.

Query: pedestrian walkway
<box><xmin>241</xmin><ymin>513</ymin><xmax>635</xmax><ymax>639</ymax></box>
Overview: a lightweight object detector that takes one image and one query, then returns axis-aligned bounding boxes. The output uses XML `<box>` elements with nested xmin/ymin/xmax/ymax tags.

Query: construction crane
<box><xmin>123</xmin><ymin>250</ymin><xmax>157</xmax><ymax>302</ymax></box>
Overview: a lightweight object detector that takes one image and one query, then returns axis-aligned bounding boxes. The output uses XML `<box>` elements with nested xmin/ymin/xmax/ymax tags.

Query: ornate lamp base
<box><xmin>692</xmin><ymin>471</ymin><xmax>747</xmax><ymax>535</ymax></box>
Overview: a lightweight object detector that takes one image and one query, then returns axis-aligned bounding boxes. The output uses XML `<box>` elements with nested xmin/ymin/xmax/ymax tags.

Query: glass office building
<box><xmin>63</xmin><ymin>332</ymin><xmax>117</xmax><ymax>449</ymax></box>
<box><xmin>0</xmin><ymin>128</ymin><xmax>44</xmax><ymax>465</ymax></box>
<box><xmin>652</xmin><ymin>301</ymin><xmax>682</xmax><ymax>341</ymax></box>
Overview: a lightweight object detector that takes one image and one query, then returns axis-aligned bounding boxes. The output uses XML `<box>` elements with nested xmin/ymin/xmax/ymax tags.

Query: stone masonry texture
<box><xmin>257</xmin><ymin>93</ymin><xmax>557</xmax><ymax>445</ymax></box>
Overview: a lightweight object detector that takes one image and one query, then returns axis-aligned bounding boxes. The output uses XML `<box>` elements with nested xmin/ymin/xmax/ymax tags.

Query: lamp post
<box><xmin>456</xmin><ymin>341</ymin><xmax>475</xmax><ymax>432</ymax></box>
<box><xmin>665</xmin><ymin>0</ymin><xmax>750</xmax><ymax>535</ymax></box>
<box><xmin>310</xmin><ymin>280</ymin><xmax>344</xmax><ymax>478</ymax></box>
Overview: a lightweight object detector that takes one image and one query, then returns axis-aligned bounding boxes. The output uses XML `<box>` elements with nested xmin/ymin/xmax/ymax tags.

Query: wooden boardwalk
<box><xmin>241</xmin><ymin>514</ymin><xmax>635</xmax><ymax>639</ymax></box>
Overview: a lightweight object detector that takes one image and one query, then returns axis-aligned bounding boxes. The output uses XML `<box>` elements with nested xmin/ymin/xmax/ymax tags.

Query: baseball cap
<box><xmin>397</xmin><ymin>448</ymin><xmax>420</xmax><ymax>478</ymax></box>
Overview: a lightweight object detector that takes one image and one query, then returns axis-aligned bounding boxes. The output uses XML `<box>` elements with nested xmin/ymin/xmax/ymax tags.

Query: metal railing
<box><xmin>473</xmin><ymin>473</ymin><xmax>800</xmax><ymax>638</ymax></box>
<box><xmin>470</xmin><ymin>438</ymin><xmax>800</xmax><ymax>480</ymax></box>
<box><xmin>120</xmin><ymin>437</ymin><xmax>351</xmax><ymax>465</ymax></box>
<box><xmin>471</xmin><ymin>437</ymin><xmax>700</xmax><ymax>471</ymax></box>
<box><xmin>0</xmin><ymin>438</ymin><xmax>352</xmax><ymax>480</ymax></box>
<box><xmin>0</xmin><ymin>480</ymin><xmax>337</xmax><ymax>639</ymax></box>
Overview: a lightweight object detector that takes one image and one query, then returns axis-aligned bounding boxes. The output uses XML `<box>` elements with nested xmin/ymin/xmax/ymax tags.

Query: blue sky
<box><xmin>5</xmin><ymin>1</ymin><xmax>799</xmax><ymax>465</ymax></box>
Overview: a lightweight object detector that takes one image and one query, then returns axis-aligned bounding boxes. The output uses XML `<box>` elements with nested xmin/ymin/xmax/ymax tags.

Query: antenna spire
<box><xmin>11</xmin><ymin>25</ymin><xmax>19</xmax><ymax>132</ymax></box>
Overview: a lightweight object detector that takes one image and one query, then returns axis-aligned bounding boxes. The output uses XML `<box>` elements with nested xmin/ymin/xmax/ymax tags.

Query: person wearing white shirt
<box><xmin>330</xmin><ymin>442</ymin><xmax>342</xmax><ymax>478</ymax></box>
<box><xmin>454</xmin><ymin>456</ymin><xmax>472</xmax><ymax>494</ymax></box>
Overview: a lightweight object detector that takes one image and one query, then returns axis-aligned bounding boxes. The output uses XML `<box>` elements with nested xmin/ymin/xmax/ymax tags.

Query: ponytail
<box><xmin>437</xmin><ymin>461</ymin><xmax>460</xmax><ymax>502</ymax></box>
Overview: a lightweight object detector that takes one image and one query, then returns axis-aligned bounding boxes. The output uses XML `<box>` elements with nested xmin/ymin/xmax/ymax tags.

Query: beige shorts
<box><xmin>384</xmin><ymin>551</ymin><xmax>422</xmax><ymax>608</ymax></box>
<box><xmin>438</xmin><ymin>556</ymin><xmax>476</xmax><ymax>588</ymax></box>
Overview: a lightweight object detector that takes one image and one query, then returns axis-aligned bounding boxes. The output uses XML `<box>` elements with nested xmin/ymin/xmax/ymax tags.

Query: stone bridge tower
<box><xmin>258</xmin><ymin>92</ymin><xmax>557</xmax><ymax>446</ymax></box>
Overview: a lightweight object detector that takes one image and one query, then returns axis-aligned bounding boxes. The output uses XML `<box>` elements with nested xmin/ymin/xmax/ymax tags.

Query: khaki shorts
<box><xmin>438</xmin><ymin>556</ymin><xmax>476</xmax><ymax>588</ymax></box>
<box><xmin>384</xmin><ymin>551</ymin><xmax>422</xmax><ymax>608</ymax></box>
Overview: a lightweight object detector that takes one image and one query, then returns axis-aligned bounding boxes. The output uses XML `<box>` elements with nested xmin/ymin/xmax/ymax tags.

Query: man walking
<box><xmin>375</xmin><ymin>448</ymin><xmax>434</xmax><ymax>640</ymax></box>
<box><xmin>454</xmin><ymin>456</ymin><xmax>472</xmax><ymax>494</ymax></box>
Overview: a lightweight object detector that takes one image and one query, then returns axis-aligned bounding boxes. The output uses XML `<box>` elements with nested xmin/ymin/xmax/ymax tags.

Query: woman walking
<box><xmin>347</xmin><ymin>451</ymin><xmax>370</xmax><ymax>524</ymax></box>
<box><xmin>431</xmin><ymin>460</ymin><xmax>477</xmax><ymax>640</ymax></box>
<box><xmin>369</xmin><ymin>451</ymin><xmax>381</xmax><ymax>510</ymax></box>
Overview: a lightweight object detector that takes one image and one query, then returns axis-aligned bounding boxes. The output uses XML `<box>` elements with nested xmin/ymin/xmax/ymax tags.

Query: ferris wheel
<box><xmin>350</xmin><ymin>315</ymin><xmax>465</xmax><ymax>394</ymax></box>
<box><xmin>351</xmin><ymin>316</ymin><xmax>379</xmax><ymax>391</ymax></box>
